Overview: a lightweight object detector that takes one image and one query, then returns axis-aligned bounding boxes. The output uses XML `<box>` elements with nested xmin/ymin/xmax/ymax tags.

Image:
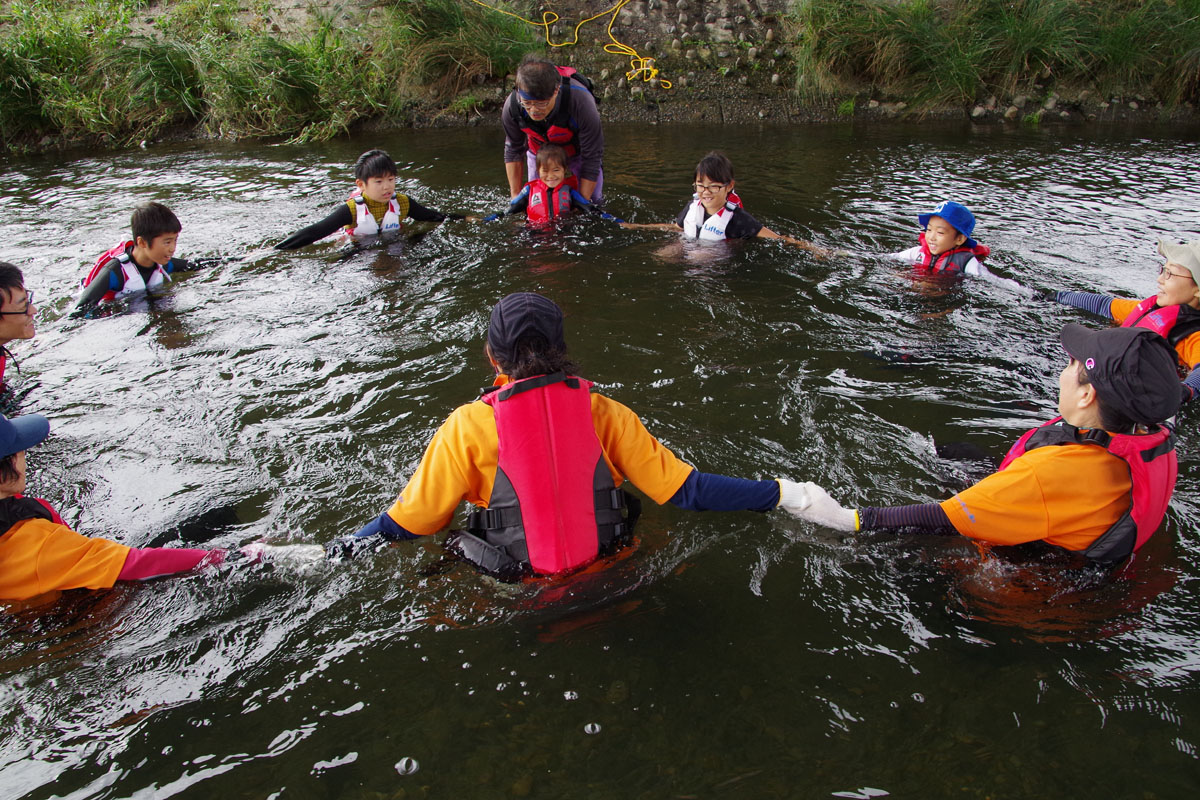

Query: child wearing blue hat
<box><xmin>884</xmin><ymin>200</ymin><xmax>1022</xmax><ymax>290</ymax></box>
<box><xmin>0</xmin><ymin>413</ymin><xmax>320</xmax><ymax>602</ymax></box>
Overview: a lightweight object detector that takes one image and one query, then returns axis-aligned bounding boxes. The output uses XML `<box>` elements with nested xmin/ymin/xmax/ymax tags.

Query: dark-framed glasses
<box><xmin>0</xmin><ymin>290</ymin><xmax>33</xmax><ymax>315</ymax></box>
<box><xmin>693</xmin><ymin>182</ymin><xmax>729</xmax><ymax>195</ymax></box>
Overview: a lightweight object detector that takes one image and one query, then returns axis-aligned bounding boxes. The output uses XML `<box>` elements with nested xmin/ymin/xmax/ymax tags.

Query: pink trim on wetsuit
<box><xmin>116</xmin><ymin>547</ymin><xmax>225</xmax><ymax>581</ymax></box>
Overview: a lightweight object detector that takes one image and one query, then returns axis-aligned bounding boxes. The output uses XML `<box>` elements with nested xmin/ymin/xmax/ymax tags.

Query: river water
<box><xmin>0</xmin><ymin>122</ymin><xmax>1198</xmax><ymax>798</ymax></box>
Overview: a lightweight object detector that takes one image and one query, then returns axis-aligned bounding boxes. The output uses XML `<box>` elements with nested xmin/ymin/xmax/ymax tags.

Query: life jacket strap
<box><xmin>495</xmin><ymin>371</ymin><xmax>579</xmax><ymax>401</ymax></box>
<box><xmin>444</xmin><ymin>530</ymin><xmax>527</xmax><ymax>582</ymax></box>
<box><xmin>466</xmin><ymin>505</ymin><xmax>522</xmax><ymax>532</ymax></box>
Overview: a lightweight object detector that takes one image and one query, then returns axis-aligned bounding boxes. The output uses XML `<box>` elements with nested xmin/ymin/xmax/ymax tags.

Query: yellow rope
<box><xmin>465</xmin><ymin>0</ymin><xmax>672</xmax><ymax>89</ymax></box>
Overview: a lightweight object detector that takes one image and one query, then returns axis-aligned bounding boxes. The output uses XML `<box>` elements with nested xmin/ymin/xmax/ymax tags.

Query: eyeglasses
<box><xmin>0</xmin><ymin>290</ymin><xmax>33</xmax><ymax>315</ymax></box>
<box><xmin>517</xmin><ymin>90</ymin><xmax>557</xmax><ymax>112</ymax></box>
<box><xmin>1159</xmin><ymin>264</ymin><xmax>1194</xmax><ymax>282</ymax></box>
<box><xmin>693</xmin><ymin>182</ymin><xmax>729</xmax><ymax>195</ymax></box>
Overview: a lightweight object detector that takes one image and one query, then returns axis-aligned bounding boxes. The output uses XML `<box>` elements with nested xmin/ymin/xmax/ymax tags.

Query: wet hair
<box><xmin>131</xmin><ymin>202</ymin><xmax>182</xmax><ymax>244</ymax></box>
<box><xmin>495</xmin><ymin>333</ymin><xmax>579</xmax><ymax>381</ymax></box>
<box><xmin>1075</xmin><ymin>362</ymin><xmax>1137</xmax><ymax>433</ymax></box>
<box><xmin>0</xmin><ymin>453</ymin><xmax>19</xmax><ymax>485</ymax></box>
<box><xmin>694</xmin><ymin>151</ymin><xmax>735</xmax><ymax>185</ymax></box>
<box><xmin>535</xmin><ymin>144</ymin><xmax>570</xmax><ymax>173</ymax></box>
<box><xmin>0</xmin><ymin>262</ymin><xmax>25</xmax><ymax>306</ymax></box>
<box><xmin>354</xmin><ymin>149</ymin><xmax>398</xmax><ymax>181</ymax></box>
<box><xmin>515</xmin><ymin>56</ymin><xmax>561</xmax><ymax>100</ymax></box>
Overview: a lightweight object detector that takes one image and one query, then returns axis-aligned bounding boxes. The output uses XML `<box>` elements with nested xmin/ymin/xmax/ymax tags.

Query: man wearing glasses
<box><xmin>502</xmin><ymin>55</ymin><xmax>605</xmax><ymax>204</ymax></box>
<box><xmin>0</xmin><ymin>263</ymin><xmax>35</xmax><ymax>398</ymax></box>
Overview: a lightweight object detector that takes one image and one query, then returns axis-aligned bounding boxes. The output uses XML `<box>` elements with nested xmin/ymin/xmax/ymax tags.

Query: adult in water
<box><xmin>0</xmin><ymin>412</ymin><xmax>322</xmax><ymax>601</ymax></box>
<box><xmin>502</xmin><ymin>55</ymin><xmax>604</xmax><ymax>204</ymax></box>
<box><xmin>0</xmin><ymin>262</ymin><xmax>35</xmax><ymax>398</ymax></box>
<box><xmin>334</xmin><ymin>292</ymin><xmax>816</xmax><ymax>580</ymax></box>
<box><xmin>779</xmin><ymin>325</ymin><xmax>1181</xmax><ymax>568</ymax></box>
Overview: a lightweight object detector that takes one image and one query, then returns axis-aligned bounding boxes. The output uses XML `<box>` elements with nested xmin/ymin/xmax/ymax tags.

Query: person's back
<box><xmin>335</xmin><ymin>292</ymin><xmax>815</xmax><ymax>580</ymax></box>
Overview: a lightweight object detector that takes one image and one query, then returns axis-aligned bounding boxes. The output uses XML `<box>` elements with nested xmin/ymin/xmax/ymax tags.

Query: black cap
<box><xmin>487</xmin><ymin>293</ymin><xmax>566</xmax><ymax>367</ymax></box>
<box><xmin>1060</xmin><ymin>323</ymin><xmax>1181</xmax><ymax>425</ymax></box>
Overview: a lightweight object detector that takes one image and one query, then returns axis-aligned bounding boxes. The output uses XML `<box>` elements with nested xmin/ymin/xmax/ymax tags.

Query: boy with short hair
<box><xmin>275</xmin><ymin>149</ymin><xmax>470</xmax><ymax>250</ymax></box>
<box><xmin>780</xmin><ymin>325</ymin><xmax>1181</xmax><ymax>568</ymax></box>
<box><xmin>1049</xmin><ymin>239</ymin><xmax>1200</xmax><ymax>404</ymax></box>
<box><xmin>74</xmin><ymin>201</ymin><xmax>196</xmax><ymax>314</ymax></box>
<box><xmin>0</xmin><ymin>262</ymin><xmax>35</xmax><ymax>396</ymax></box>
<box><xmin>884</xmin><ymin>200</ymin><xmax>1022</xmax><ymax>290</ymax></box>
<box><xmin>620</xmin><ymin>151</ymin><xmax>825</xmax><ymax>253</ymax></box>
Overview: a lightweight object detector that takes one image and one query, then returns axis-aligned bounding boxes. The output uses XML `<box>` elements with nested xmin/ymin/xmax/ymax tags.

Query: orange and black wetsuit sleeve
<box><xmin>859</xmin><ymin>504</ymin><xmax>955</xmax><ymax>532</ymax></box>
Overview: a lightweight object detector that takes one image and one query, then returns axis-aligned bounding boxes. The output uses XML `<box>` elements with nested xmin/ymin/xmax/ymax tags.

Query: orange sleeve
<box><xmin>1174</xmin><ymin>331</ymin><xmax>1200</xmax><ymax>369</ymax></box>
<box><xmin>591</xmin><ymin>395</ymin><xmax>694</xmax><ymax>504</ymax></box>
<box><xmin>940</xmin><ymin>444</ymin><xmax>1130</xmax><ymax>551</ymax></box>
<box><xmin>1108</xmin><ymin>297</ymin><xmax>1142</xmax><ymax>324</ymax></box>
<box><xmin>386</xmin><ymin>402</ymin><xmax>499</xmax><ymax>536</ymax></box>
<box><xmin>0</xmin><ymin>519</ymin><xmax>130</xmax><ymax>601</ymax></box>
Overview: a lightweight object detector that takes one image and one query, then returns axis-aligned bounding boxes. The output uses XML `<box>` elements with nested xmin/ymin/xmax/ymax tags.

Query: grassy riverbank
<box><xmin>789</xmin><ymin>0</ymin><xmax>1200</xmax><ymax>108</ymax></box>
<box><xmin>2</xmin><ymin>0</ymin><xmax>1197</xmax><ymax>153</ymax></box>
<box><xmin>0</xmin><ymin>0</ymin><xmax>538</xmax><ymax>151</ymax></box>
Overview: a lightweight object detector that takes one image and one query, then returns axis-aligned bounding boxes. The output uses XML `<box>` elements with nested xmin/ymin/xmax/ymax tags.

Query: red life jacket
<box><xmin>525</xmin><ymin>176</ymin><xmax>579</xmax><ymax>224</ymax></box>
<box><xmin>1119</xmin><ymin>296</ymin><xmax>1200</xmax><ymax>352</ymax></box>
<box><xmin>507</xmin><ymin>67</ymin><xmax>595</xmax><ymax>158</ymax></box>
<box><xmin>997</xmin><ymin>416</ymin><xmax>1177</xmax><ymax>564</ymax></box>
<box><xmin>914</xmin><ymin>232</ymin><xmax>991</xmax><ymax>272</ymax></box>
<box><xmin>456</xmin><ymin>372</ymin><xmax>633</xmax><ymax>578</ymax></box>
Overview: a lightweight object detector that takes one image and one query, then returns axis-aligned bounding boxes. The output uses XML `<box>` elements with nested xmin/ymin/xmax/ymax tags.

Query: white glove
<box><xmin>777</xmin><ymin>480</ymin><xmax>858</xmax><ymax>532</ymax></box>
<box><xmin>240</xmin><ymin>542</ymin><xmax>327</xmax><ymax>565</ymax></box>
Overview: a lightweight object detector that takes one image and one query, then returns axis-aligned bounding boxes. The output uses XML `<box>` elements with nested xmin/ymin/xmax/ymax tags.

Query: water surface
<box><xmin>0</xmin><ymin>121</ymin><xmax>1198</xmax><ymax>798</ymax></box>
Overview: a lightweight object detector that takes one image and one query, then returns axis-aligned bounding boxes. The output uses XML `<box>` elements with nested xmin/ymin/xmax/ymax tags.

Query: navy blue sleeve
<box><xmin>1182</xmin><ymin>367</ymin><xmax>1200</xmax><ymax>402</ymax></box>
<box><xmin>509</xmin><ymin>186</ymin><xmax>531</xmax><ymax>215</ymax></box>
<box><xmin>1054</xmin><ymin>291</ymin><xmax>1115</xmax><ymax>319</ymax></box>
<box><xmin>353</xmin><ymin>512</ymin><xmax>421</xmax><ymax>540</ymax></box>
<box><xmin>668</xmin><ymin>470</ymin><xmax>780</xmax><ymax>512</ymax></box>
<box><xmin>859</xmin><ymin>504</ymin><xmax>955</xmax><ymax>532</ymax></box>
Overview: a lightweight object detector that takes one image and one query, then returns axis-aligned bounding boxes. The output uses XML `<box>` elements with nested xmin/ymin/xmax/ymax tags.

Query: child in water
<box><xmin>275</xmin><ymin>149</ymin><xmax>471</xmax><ymax>250</ymax></box>
<box><xmin>0</xmin><ymin>412</ymin><xmax>322</xmax><ymax>602</ymax></box>
<box><xmin>74</xmin><ymin>202</ymin><xmax>199</xmax><ymax>314</ymax></box>
<box><xmin>883</xmin><ymin>200</ymin><xmax>1022</xmax><ymax>290</ymax></box>
<box><xmin>620</xmin><ymin>151</ymin><xmax>824</xmax><ymax>253</ymax></box>
<box><xmin>1049</xmin><ymin>239</ymin><xmax>1200</xmax><ymax>404</ymax></box>
<box><xmin>484</xmin><ymin>144</ymin><xmax>621</xmax><ymax>225</ymax></box>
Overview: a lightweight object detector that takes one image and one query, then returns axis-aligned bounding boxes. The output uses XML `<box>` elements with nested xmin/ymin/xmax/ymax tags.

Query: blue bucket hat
<box><xmin>918</xmin><ymin>201</ymin><xmax>976</xmax><ymax>249</ymax></box>
<box><xmin>0</xmin><ymin>413</ymin><xmax>49</xmax><ymax>459</ymax></box>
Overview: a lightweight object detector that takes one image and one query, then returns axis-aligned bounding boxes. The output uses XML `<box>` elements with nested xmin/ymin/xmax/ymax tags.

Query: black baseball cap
<box><xmin>1061</xmin><ymin>323</ymin><xmax>1181</xmax><ymax>425</ymax></box>
<box><xmin>487</xmin><ymin>292</ymin><xmax>566</xmax><ymax>367</ymax></box>
<box><xmin>0</xmin><ymin>412</ymin><xmax>49</xmax><ymax>459</ymax></box>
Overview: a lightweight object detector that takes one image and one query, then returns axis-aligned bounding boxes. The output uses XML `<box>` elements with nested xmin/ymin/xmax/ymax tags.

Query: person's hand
<box><xmin>240</xmin><ymin>542</ymin><xmax>326</xmax><ymax>564</ymax></box>
<box><xmin>463</xmin><ymin>215</ymin><xmax>480</xmax><ymax>223</ymax></box>
<box><xmin>777</xmin><ymin>480</ymin><xmax>857</xmax><ymax>531</ymax></box>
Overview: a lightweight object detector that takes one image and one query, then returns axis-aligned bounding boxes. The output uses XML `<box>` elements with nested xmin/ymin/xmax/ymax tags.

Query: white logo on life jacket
<box><xmin>530</xmin><ymin>193</ymin><xmax>543</xmax><ymax>206</ymax></box>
